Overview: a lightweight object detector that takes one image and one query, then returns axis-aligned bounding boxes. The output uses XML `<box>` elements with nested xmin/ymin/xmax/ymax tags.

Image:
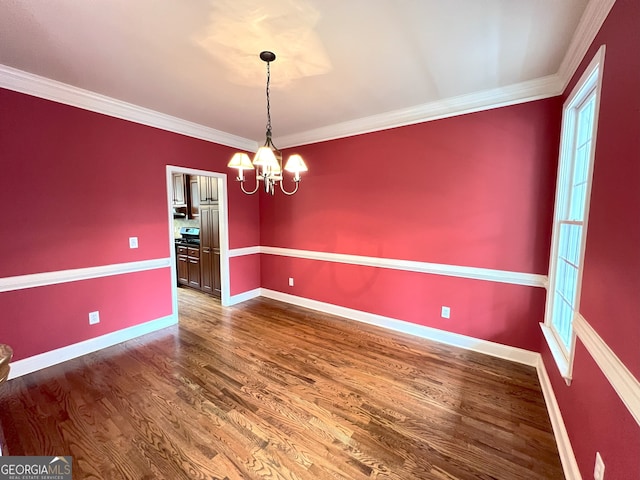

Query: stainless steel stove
<box><xmin>176</xmin><ymin>227</ymin><xmax>200</xmax><ymax>246</ymax></box>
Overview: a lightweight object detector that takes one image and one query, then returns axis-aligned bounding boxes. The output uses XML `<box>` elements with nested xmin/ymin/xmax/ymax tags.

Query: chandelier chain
<box><xmin>265</xmin><ymin>61</ymin><xmax>272</xmax><ymax>135</ymax></box>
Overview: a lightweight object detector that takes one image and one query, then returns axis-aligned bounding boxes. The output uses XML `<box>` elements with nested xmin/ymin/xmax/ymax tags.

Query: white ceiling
<box><xmin>0</xmin><ymin>0</ymin><xmax>588</xmax><ymax>146</ymax></box>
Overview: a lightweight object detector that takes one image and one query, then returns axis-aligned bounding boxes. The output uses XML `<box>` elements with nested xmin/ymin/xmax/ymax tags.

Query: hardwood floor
<box><xmin>0</xmin><ymin>288</ymin><xmax>564</xmax><ymax>479</ymax></box>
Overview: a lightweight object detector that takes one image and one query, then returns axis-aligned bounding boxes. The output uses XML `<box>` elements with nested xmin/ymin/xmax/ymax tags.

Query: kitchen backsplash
<box><xmin>173</xmin><ymin>217</ymin><xmax>199</xmax><ymax>238</ymax></box>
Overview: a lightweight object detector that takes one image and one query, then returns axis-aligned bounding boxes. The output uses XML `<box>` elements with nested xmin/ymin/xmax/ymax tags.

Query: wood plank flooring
<box><xmin>0</xmin><ymin>288</ymin><xmax>564</xmax><ymax>479</ymax></box>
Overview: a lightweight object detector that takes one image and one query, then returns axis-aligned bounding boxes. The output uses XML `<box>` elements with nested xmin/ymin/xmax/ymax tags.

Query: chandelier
<box><xmin>228</xmin><ymin>51</ymin><xmax>308</xmax><ymax>196</ymax></box>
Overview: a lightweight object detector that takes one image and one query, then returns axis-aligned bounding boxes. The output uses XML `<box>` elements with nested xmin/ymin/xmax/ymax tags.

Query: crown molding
<box><xmin>276</xmin><ymin>0</ymin><xmax>615</xmax><ymax>148</ymax></box>
<box><xmin>0</xmin><ymin>1</ymin><xmax>611</xmax><ymax>150</ymax></box>
<box><xmin>276</xmin><ymin>74</ymin><xmax>563</xmax><ymax>148</ymax></box>
<box><xmin>0</xmin><ymin>64</ymin><xmax>257</xmax><ymax>152</ymax></box>
<box><xmin>557</xmin><ymin>0</ymin><xmax>616</xmax><ymax>90</ymax></box>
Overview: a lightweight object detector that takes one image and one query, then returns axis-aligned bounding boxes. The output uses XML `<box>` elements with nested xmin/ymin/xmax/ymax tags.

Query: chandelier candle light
<box><xmin>228</xmin><ymin>51</ymin><xmax>308</xmax><ymax>195</ymax></box>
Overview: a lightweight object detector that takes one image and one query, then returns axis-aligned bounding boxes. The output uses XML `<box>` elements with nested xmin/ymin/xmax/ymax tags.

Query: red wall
<box><xmin>260</xmin><ymin>98</ymin><xmax>562</xmax><ymax>351</ymax></box>
<box><xmin>261</xmin><ymin>255</ymin><xmax>548</xmax><ymax>351</ymax></box>
<box><xmin>541</xmin><ymin>0</ymin><xmax>640</xmax><ymax>478</ymax></box>
<box><xmin>2</xmin><ymin>5</ymin><xmax>638</xmax><ymax>474</ymax></box>
<box><xmin>2</xmin><ymin>269</ymin><xmax>173</xmax><ymax>361</ymax></box>
<box><xmin>229</xmin><ymin>255</ymin><xmax>261</xmax><ymax>296</ymax></box>
<box><xmin>0</xmin><ymin>89</ymin><xmax>260</xmax><ymax>360</ymax></box>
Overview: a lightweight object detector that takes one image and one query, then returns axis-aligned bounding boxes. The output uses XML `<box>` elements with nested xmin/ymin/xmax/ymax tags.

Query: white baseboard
<box><xmin>8</xmin><ymin>314</ymin><xmax>178</xmax><ymax>379</ymax></box>
<box><xmin>226</xmin><ymin>288</ymin><xmax>261</xmax><ymax>306</ymax></box>
<box><xmin>536</xmin><ymin>357</ymin><xmax>582</xmax><ymax>480</ymax></box>
<box><xmin>259</xmin><ymin>288</ymin><xmax>539</xmax><ymax>366</ymax></box>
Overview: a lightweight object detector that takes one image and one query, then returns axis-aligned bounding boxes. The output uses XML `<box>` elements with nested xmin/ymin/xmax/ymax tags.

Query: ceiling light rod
<box><xmin>228</xmin><ymin>51</ymin><xmax>308</xmax><ymax>196</ymax></box>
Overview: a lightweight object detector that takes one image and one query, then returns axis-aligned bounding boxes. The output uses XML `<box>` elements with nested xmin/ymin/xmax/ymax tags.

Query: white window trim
<box><xmin>542</xmin><ymin>45</ymin><xmax>606</xmax><ymax>383</ymax></box>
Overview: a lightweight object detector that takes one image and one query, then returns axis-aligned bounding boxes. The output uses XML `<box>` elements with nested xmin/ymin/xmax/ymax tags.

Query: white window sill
<box><xmin>540</xmin><ymin>323</ymin><xmax>573</xmax><ymax>385</ymax></box>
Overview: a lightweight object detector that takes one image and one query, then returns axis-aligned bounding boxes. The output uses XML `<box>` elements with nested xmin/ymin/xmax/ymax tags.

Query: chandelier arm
<box><xmin>239</xmin><ymin>176</ymin><xmax>260</xmax><ymax>195</ymax></box>
<box><xmin>279</xmin><ymin>178</ymin><xmax>300</xmax><ymax>196</ymax></box>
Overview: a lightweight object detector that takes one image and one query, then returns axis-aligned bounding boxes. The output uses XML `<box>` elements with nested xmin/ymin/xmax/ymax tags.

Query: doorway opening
<box><xmin>166</xmin><ymin>166</ymin><xmax>231</xmax><ymax>322</ymax></box>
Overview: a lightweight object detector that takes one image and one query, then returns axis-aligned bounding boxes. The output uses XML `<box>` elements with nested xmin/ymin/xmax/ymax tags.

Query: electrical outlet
<box><xmin>594</xmin><ymin>452</ymin><xmax>605</xmax><ymax>480</ymax></box>
<box><xmin>129</xmin><ymin>237</ymin><xmax>139</xmax><ymax>249</ymax></box>
<box><xmin>288</xmin><ymin>277</ymin><xmax>294</xmax><ymax>287</ymax></box>
<box><xmin>89</xmin><ymin>311</ymin><xmax>100</xmax><ymax>325</ymax></box>
<box><xmin>441</xmin><ymin>306</ymin><xmax>451</xmax><ymax>319</ymax></box>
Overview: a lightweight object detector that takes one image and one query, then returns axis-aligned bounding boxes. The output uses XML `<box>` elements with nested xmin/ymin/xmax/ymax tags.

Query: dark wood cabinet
<box><xmin>177</xmin><ymin>245</ymin><xmax>200</xmax><ymax>289</ymax></box>
<box><xmin>200</xmin><ymin>203</ymin><xmax>220</xmax><ymax>297</ymax></box>
<box><xmin>189</xmin><ymin>176</ymin><xmax>200</xmax><ymax>218</ymax></box>
<box><xmin>200</xmin><ymin>205</ymin><xmax>219</xmax><ymax>249</ymax></box>
<box><xmin>177</xmin><ymin>249</ymin><xmax>189</xmax><ymax>285</ymax></box>
<box><xmin>173</xmin><ymin>174</ymin><xmax>200</xmax><ymax>219</ymax></box>
<box><xmin>172</xmin><ymin>173</ymin><xmax>187</xmax><ymax>206</ymax></box>
<box><xmin>198</xmin><ymin>176</ymin><xmax>218</xmax><ymax>205</ymax></box>
<box><xmin>187</xmin><ymin>247</ymin><xmax>201</xmax><ymax>289</ymax></box>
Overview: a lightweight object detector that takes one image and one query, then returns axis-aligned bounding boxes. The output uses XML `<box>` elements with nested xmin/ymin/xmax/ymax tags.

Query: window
<box><xmin>542</xmin><ymin>46</ymin><xmax>605</xmax><ymax>380</ymax></box>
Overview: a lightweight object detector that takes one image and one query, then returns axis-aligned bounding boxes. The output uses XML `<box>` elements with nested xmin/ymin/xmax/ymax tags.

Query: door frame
<box><xmin>166</xmin><ymin>166</ymin><xmax>231</xmax><ymax>316</ymax></box>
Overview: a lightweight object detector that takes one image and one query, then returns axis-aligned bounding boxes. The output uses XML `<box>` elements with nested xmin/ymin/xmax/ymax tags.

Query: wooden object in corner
<box><xmin>0</xmin><ymin>344</ymin><xmax>13</xmax><ymax>385</ymax></box>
